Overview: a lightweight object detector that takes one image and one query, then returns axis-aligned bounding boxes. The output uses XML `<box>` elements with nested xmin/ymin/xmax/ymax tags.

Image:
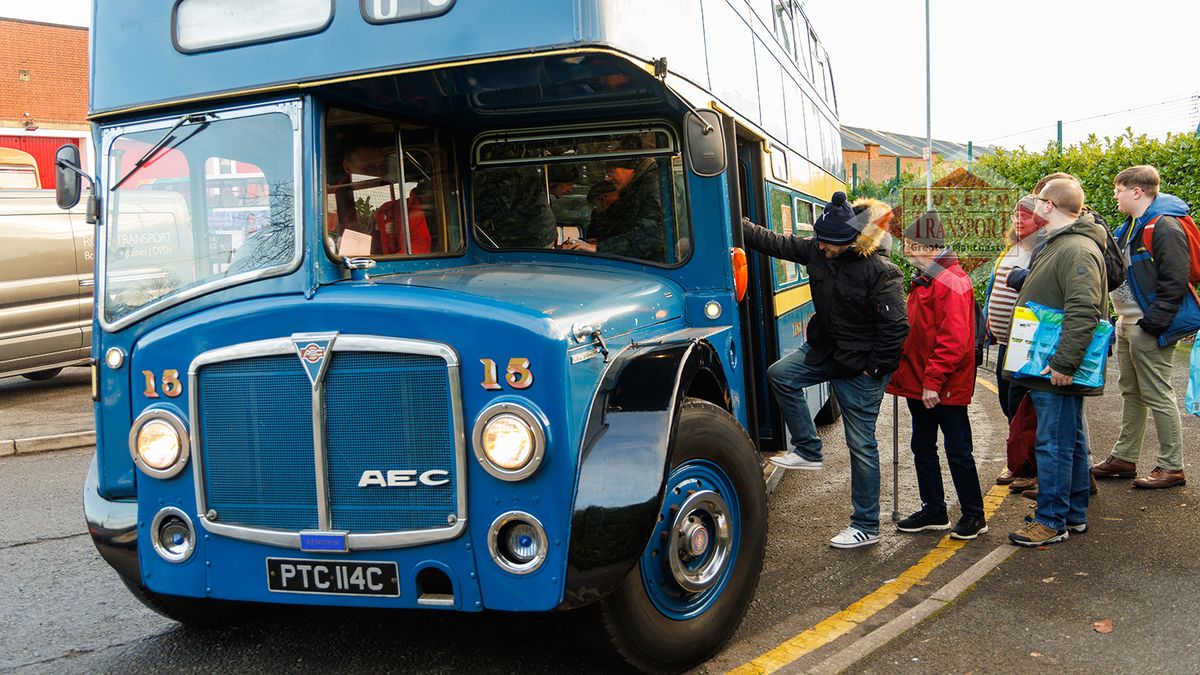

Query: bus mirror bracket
<box><xmin>55</xmin><ymin>144</ymin><xmax>101</xmax><ymax>224</ymax></box>
<box><xmin>650</xmin><ymin>57</ymin><xmax>724</xmax><ymax>176</ymax></box>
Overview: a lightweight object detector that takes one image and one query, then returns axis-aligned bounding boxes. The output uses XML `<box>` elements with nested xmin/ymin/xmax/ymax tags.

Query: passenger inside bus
<box><xmin>472</xmin><ymin>157</ymin><xmax>578</xmax><ymax>250</ymax></box>
<box><xmin>562</xmin><ymin>157</ymin><xmax>665</xmax><ymax>261</ymax></box>
<box><xmin>328</xmin><ymin>137</ymin><xmax>431</xmax><ymax>257</ymax></box>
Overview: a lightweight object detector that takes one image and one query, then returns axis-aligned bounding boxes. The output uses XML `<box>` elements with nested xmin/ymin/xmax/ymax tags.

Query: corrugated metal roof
<box><xmin>841</xmin><ymin>125</ymin><xmax>994</xmax><ymax>161</ymax></box>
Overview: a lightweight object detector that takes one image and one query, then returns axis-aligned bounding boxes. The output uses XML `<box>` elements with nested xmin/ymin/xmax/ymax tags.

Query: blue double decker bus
<box><xmin>63</xmin><ymin>1</ymin><xmax>844</xmax><ymax>670</ymax></box>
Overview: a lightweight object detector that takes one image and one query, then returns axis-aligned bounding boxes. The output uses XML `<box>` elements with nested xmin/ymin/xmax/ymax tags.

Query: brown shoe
<box><xmin>1132</xmin><ymin>467</ymin><xmax>1186</xmax><ymax>489</ymax></box>
<box><xmin>1010</xmin><ymin>476</ymin><xmax>1037</xmax><ymax>493</ymax></box>
<box><xmin>1023</xmin><ymin>479</ymin><xmax>1095</xmax><ymax>500</ymax></box>
<box><xmin>1091</xmin><ymin>455</ymin><xmax>1136</xmax><ymax>479</ymax></box>
<box><xmin>996</xmin><ymin>468</ymin><xmax>1015</xmax><ymax>485</ymax></box>
<box><xmin>1009</xmin><ymin>521</ymin><xmax>1069</xmax><ymax>547</ymax></box>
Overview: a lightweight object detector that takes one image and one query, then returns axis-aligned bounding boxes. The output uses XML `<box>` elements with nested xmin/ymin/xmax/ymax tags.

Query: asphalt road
<box><xmin>0</xmin><ymin>343</ymin><xmax>1196</xmax><ymax>673</ymax></box>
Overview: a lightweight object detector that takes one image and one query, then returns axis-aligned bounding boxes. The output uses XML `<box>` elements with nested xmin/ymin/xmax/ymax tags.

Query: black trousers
<box><xmin>906</xmin><ymin>399</ymin><xmax>985</xmax><ymax>518</ymax></box>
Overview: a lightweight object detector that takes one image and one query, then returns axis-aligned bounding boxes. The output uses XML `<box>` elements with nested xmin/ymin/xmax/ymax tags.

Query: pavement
<box><xmin>0</xmin><ymin>366</ymin><xmax>94</xmax><ymax>456</ymax></box>
<box><xmin>844</xmin><ymin>340</ymin><xmax>1200</xmax><ymax>674</ymax></box>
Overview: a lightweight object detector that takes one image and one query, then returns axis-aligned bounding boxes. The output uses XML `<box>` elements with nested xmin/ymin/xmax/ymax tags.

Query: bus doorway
<box><xmin>736</xmin><ymin>136</ymin><xmax>784</xmax><ymax>453</ymax></box>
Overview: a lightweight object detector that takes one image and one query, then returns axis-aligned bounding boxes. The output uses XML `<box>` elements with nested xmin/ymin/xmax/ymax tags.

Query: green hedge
<box><xmin>976</xmin><ymin>131</ymin><xmax>1200</xmax><ymax>227</ymax></box>
<box><xmin>850</xmin><ymin>132</ymin><xmax>1200</xmax><ymax>300</ymax></box>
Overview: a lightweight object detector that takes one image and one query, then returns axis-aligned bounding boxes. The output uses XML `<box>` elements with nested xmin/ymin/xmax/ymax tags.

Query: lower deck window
<box><xmin>472</xmin><ymin>127</ymin><xmax>691</xmax><ymax>265</ymax></box>
<box><xmin>324</xmin><ymin>108</ymin><xmax>463</xmax><ymax>260</ymax></box>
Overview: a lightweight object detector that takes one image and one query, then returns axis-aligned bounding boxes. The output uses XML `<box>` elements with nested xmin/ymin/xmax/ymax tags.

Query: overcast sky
<box><xmin>803</xmin><ymin>0</ymin><xmax>1200</xmax><ymax>148</ymax></box>
<box><xmin>3</xmin><ymin>0</ymin><xmax>1197</xmax><ymax>150</ymax></box>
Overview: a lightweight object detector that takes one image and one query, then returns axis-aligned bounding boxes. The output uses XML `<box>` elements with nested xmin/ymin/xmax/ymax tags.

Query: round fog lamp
<box><xmin>482</xmin><ymin>414</ymin><xmax>535</xmax><ymax>470</ymax></box>
<box><xmin>503</xmin><ymin>521</ymin><xmax>540</xmax><ymax>564</ymax></box>
<box><xmin>138</xmin><ymin>419</ymin><xmax>181</xmax><ymax>470</ymax></box>
<box><xmin>152</xmin><ymin>508</ymin><xmax>195</xmax><ymax>563</ymax></box>
<box><xmin>488</xmin><ymin>512</ymin><xmax>548</xmax><ymax>574</ymax></box>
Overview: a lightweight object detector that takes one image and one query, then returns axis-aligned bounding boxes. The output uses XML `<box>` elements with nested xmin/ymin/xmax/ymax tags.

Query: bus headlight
<box><xmin>473</xmin><ymin>402</ymin><xmax>545</xmax><ymax>481</ymax></box>
<box><xmin>129</xmin><ymin>409</ymin><xmax>190</xmax><ymax>479</ymax></box>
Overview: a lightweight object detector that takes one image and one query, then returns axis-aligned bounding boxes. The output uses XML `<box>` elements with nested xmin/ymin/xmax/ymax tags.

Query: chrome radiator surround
<box><xmin>188</xmin><ymin>334</ymin><xmax>467</xmax><ymax>550</ymax></box>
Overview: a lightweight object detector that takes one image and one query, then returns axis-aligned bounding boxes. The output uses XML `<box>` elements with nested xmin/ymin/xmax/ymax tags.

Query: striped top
<box><xmin>987</xmin><ymin>246</ymin><xmax>1032</xmax><ymax>344</ymax></box>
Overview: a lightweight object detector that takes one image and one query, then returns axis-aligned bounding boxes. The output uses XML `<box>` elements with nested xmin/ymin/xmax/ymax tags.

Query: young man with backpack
<box><xmin>1092</xmin><ymin>165</ymin><xmax>1200</xmax><ymax>489</ymax></box>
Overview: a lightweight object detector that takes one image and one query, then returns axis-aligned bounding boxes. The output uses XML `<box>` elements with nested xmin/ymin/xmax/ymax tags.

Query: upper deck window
<box><xmin>361</xmin><ymin>0</ymin><xmax>455</xmax><ymax>24</ymax></box>
<box><xmin>174</xmin><ymin>0</ymin><xmax>334</xmax><ymax>53</ymax></box>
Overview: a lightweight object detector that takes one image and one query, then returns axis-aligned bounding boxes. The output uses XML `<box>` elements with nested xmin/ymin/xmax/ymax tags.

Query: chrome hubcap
<box><xmin>668</xmin><ymin>489</ymin><xmax>732</xmax><ymax>592</ymax></box>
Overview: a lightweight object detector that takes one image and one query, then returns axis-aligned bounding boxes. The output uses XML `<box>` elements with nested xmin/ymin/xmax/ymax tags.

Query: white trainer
<box><xmin>768</xmin><ymin>452</ymin><xmax>823</xmax><ymax>471</ymax></box>
<box><xmin>829</xmin><ymin>527</ymin><xmax>879</xmax><ymax>549</ymax></box>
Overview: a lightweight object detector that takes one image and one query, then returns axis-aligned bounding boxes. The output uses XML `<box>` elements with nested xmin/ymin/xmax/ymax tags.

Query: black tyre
<box><xmin>599</xmin><ymin>399</ymin><xmax>767</xmax><ymax>673</ymax></box>
<box><xmin>120</xmin><ymin>577</ymin><xmax>264</xmax><ymax>628</ymax></box>
<box><xmin>21</xmin><ymin>368</ymin><xmax>63</xmax><ymax>381</ymax></box>
<box><xmin>813</xmin><ymin>388</ymin><xmax>841</xmax><ymax>425</ymax></box>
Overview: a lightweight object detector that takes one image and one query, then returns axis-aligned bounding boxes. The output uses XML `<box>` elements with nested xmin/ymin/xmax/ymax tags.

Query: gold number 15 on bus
<box><xmin>142</xmin><ymin>369</ymin><xmax>184</xmax><ymax>398</ymax></box>
<box><xmin>480</xmin><ymin>358</ymin><xmax>534</xmax><ymax>390</ymax></box>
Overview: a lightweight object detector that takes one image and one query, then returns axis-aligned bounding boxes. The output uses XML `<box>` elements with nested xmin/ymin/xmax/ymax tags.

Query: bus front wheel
<box><xmin>599</xmin><ymin>399</ymin><xmax>767</xmax><ymax>673</ymax></box>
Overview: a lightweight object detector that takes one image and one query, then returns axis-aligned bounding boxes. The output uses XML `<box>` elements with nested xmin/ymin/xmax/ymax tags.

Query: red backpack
<box><xmin>1143</xmin><ymin>214</ymin><xmax>1200</xmax><ymax>285</ymax></box>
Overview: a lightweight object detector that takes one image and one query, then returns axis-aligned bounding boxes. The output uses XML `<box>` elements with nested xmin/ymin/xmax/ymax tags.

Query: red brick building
<box><xmin>0</xmin><ymin>18</ymin><xmax>90</xmax><ymax>188</ymax></box>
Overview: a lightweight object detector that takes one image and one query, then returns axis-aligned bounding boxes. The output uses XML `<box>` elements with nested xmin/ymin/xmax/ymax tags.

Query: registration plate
<box><xmin>266</xmin><ymin>558</ymin><xmax>400</xmax><ymax>597</ymax></box>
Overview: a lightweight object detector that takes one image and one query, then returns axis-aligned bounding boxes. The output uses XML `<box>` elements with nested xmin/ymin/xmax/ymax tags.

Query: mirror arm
<box><xmin>55</xmin><ymin>157</ymin><xmax>97</xmax><ymax>192</ymax></box>
<box><xmin>56</xmin><ymin>158</ymin><xmax>102</xmax><ymax>225</ymax></box>
<box><xmin>652</xmin><ymin>58</ymin><xmax>714</xmax><ymax>135</ymax></box>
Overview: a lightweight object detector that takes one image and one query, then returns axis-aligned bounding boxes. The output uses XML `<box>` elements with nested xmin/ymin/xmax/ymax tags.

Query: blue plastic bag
<box><xmin>1013</xmin><ymin>302</ymin><xmax>1113</xmax><ymax>388</ymax></box>
<box><xmin>1187</xmin><ymin>332</ymin><xmax>1200</xmax><ymax>417</ymax></box>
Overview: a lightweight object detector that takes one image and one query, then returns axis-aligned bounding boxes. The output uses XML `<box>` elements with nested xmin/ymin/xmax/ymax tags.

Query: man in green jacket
<box><xmin>1005</xmin><ymin>178</ymin><xmax>1108</xmax><ymax>546</ymax></box>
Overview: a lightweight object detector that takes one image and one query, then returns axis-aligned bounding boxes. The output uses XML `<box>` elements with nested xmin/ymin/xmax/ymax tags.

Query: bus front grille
<box><xmin>197</xmin><ymin>348</ymin><xmax>458</xmax><ymax>536</ymax></box>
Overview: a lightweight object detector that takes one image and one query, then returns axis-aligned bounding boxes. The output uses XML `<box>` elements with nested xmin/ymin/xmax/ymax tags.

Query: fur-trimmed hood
<box><xmin>849</xmin><ymin>197</ymin><xmax>896</xmax><ymax>256</ymax></box>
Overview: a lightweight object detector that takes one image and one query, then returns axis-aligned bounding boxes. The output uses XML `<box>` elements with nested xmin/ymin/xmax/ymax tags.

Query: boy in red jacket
<box><xmin>887</xmin><ymin>211</ymin><xmax>987</xmax><ymax>540</ymax></box>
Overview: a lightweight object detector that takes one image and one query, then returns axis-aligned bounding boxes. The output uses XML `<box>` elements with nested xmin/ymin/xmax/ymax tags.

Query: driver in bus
<box><xmin>331</xmin><ymin>139</ymin><xmax>431</xmax><ymax>255</ymax></box>
<box><xmin>562</xmin><ymin>156</ymin><xmax>665</xmax><ymax>261</ymax></box>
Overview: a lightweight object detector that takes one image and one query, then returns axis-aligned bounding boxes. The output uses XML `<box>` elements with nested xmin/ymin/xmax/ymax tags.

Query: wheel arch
<box><xmin>559</xmin><ymin>332</ymin><xmax>732</xmax><ymax>609</ymax></box>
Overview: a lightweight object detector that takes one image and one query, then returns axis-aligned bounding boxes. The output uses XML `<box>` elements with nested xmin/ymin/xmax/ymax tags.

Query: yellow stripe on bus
<box><xmin>773</xmin><ymin>284</ymin><xmax>812</xmax><ymax>317</ymax></box>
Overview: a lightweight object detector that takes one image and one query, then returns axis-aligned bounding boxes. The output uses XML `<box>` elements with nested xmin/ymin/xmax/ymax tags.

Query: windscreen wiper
<box><xmin>110</xmin><ymin>112</ymin><xmax>210</xmax><ymax>191</ymax></box>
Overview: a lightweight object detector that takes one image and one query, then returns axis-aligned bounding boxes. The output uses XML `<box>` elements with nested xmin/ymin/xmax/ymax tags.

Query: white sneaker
<box><xmin>768</xmin><ymin>452</ymin><xmax>823</xmax><ymax>471</ymax></box>
<box><xmin>830</xmin><ymin>527</ymin><xmax>879</xmax><ymax>549</ymax></box>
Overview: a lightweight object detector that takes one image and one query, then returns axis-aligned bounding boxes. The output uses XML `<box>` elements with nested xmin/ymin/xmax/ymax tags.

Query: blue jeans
<box><xmin>768</xmin><ymin>345</ymin><xmax>890</xmax><ymax>535</ymax></box>
<box><xmin>1028</xmin><ymin>390</ymin><xmax>1091</xmax><ymax>530</ymax></box>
